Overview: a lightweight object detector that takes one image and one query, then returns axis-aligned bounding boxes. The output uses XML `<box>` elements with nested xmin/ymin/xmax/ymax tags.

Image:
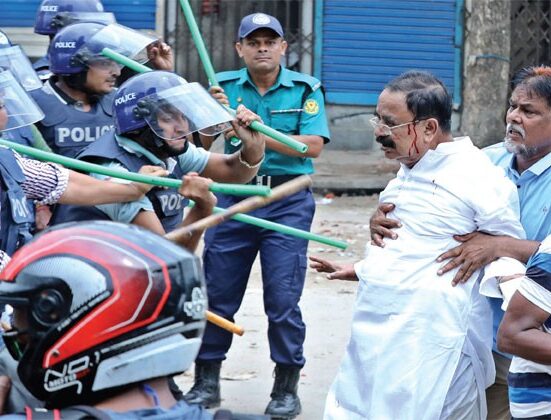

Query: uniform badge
<box><xmin>303</xmin><ymin>99</ymin><xmax>319</xmax><ymax>115</ymax></box>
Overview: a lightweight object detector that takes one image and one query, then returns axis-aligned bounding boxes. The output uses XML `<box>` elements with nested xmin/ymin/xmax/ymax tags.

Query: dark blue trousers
<box><xmin>199</xmin><ymin>188</ymin><xmax>315</xmax><ymax>367</ymax></box>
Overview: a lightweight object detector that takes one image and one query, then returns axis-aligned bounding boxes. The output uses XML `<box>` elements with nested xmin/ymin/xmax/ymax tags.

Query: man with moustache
<box><xmin>427</xmin><ymin>66</ymin><xmax>551</xmax><ymax>419</ymax></box>
<box><xmin>311</xmin><ymin>71</ymin><xmax>525</xmax><ymax>419</ymax></box>
<box><xmin>367</xmin><ymin>66</ymin><xmax>551</xmax><ymax>419</ymax></box>
<box><xmin>186</xmin><ymin>13</ymin><xmax>330</xmax><ymax>418</ymax></box>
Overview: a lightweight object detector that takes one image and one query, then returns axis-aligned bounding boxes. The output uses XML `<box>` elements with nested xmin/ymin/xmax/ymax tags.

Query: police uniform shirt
<box><xmin>91</xmin><ymin>135</ymin><xmax>210</xmax><ymax>224</ymax></box>
<box><xmin>217</xmin><ymin>66</ymin><xmax>330</xmax><ymax>176</ymax></box>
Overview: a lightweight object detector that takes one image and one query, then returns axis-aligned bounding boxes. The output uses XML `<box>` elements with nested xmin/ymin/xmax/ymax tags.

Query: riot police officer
<box><xmin>33</xmin><ymin>0</ymin><xmax>114</xmax><ymax>81</ymax></box>
<box><xmin>52</xmin><ymin>70</ymin><xmax>265</xmax><ymax>240</ymax></box>
<box><xmin>0</xmin><ymin>68</ymin><xmax>165</xmax><ymax>268</ymax></box>
<box><xmin>31</xmin><ymin>21</ymin><xmax>171</xmax><ymax>159</ymax></box>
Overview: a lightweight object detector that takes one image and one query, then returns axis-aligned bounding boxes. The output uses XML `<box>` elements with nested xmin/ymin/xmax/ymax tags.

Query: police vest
<box><xmin>52</xmin><ymin>132</ymin><xmax>187</xmax><ymax>233</ymax></box>
<box><xmin>0</xmin><ymin>148</ymin><xmax>35</xmax><ymax>255</ymax></box>
<box><xmin>31</xmin><ymin>87</ymin><xmax>115</xmax><ymax>158</ymax></box>
<box><xmin>0</xmin><ymin>126</ymin><xmax>35</xmax><ymax>148</ymax></box>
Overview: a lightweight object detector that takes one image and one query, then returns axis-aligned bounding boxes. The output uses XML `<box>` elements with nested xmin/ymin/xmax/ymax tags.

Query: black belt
<box><xmin>248</xmin><ymin>175</ymin><xmax>300</xmax><ymax>188</ymax></box>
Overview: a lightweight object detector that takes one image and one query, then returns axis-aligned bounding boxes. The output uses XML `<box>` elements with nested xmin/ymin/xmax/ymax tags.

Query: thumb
<box><xmin>454</xmin><ymin>232</ymin><xmax>476</xmax><ymax>242</ymax></box>
<box><xmin>0</xmin><ymin>375</ymin><xmax>11</xmax><ymax>413</ymax></box>
<box><xmin>379</xmin><ymin>203</ymin><xmax>395</xmax><ymax>212</ymax></box>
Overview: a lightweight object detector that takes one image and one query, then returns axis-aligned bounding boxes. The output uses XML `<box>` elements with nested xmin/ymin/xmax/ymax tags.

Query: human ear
<box><xmin>423</xmin><ymin>118</ymin><xmax>439</xmax><ymax>139</ymax></box>
<box><xmin>235</xmin><ymin>42</ymin><xmax>243</xmax><ymax>58</ymax></box>
<box><xmin>280</xmin><ymin>40</ymin><xmax>288</xmax><ymax>56</ymax></box>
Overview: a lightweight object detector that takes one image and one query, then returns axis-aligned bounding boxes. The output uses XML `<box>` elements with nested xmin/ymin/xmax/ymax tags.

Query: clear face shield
<box><xmin>0</xmin><ymin>70</ymin><xmax>44</xmax><ymax>132</ymax></box>
<box><xmin>50</xmin><ymin>11</ymin><xmax>116</xmax><ymax>32</ymax></box>
<box><xmin>76</xmin><ymin>23</ymin><xmax>157</xmax><ymax>66</ymax></box>
<box><xmin>138</xmin><ymin>83</ymin><xmax>234</xmax><ymax>140</ymax></box>
<box><xmin>0</xmin><ymin>46</ymin><xmax>42</xmax><ymax>91</ymax></box>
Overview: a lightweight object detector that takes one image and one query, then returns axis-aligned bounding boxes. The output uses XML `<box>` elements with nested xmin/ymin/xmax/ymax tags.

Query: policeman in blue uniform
<box><xmin>185</xmin><ymin>13</ymin><xmax>330</xmax><ymax>419</ymax></box>
<box><xmin>30</xmin><ymin>21</ymin><xmax>170</xmax><ymax>159</ymax></box>
<box><xmin>32</xmin><ymin>0</ymin><xmax>114</xmax><ymax>82</ymax></box>
<box><xmin>52</xmin><ymin>70</ymin><xmax>265</xmax><ymax>238</ymax></box>
<box><xmin>0</xmin><ymin>30</ymin><xmax>50</xmax><ymax>151</ymax></box>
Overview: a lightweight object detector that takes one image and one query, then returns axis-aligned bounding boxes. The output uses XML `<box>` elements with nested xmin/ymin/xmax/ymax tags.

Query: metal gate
<box><xmin>165</xmin><ymin>0</ymin><xmax>315</xmax><ymax>86</ymax></box>
<box><xmin>510</xmin><ymin>0</ymin><xmax>551</xmax><ymax>77</ymax></box>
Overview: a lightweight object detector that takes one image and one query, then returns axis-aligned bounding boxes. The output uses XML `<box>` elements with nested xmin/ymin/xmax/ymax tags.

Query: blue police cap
<box><xmin>237</xmin><ymin>13</ymin><xmax>284</xmax><ymax>40</ymax></box>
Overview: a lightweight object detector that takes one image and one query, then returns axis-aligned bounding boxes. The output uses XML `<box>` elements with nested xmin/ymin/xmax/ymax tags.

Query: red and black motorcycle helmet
<box><xmin>0</xmin><ymin>221</ymin><xmax>207</xmax><ymax>407</ymax></box>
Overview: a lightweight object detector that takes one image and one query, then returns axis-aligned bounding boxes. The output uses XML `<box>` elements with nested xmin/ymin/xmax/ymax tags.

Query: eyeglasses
<box><xmin>87</xmin><ymin>58</ymin><xmax>123</xmax><ymax>71</ymax></box>
<box><xmin>369</xmin><ymin>116</ymin><xmax>421</xmax><ymax>137</ymax></box>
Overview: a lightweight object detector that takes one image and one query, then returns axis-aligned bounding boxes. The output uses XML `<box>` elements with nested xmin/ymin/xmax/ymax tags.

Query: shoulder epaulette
<box><xmin>286</xmin><ymin>70</ymin><xmax>322</xmax><ymax>92</ymax></box>
<box><xmin>216</xmin><ymin>70</ymin><xmax>243</xmax><ymax>83</ymax></box>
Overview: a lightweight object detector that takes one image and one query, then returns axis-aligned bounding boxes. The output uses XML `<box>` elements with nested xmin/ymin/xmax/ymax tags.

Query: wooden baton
<box><xmin>165</xmin><ymin>175</ymin><xmax>313</xmax><ymax>243</ymax></box>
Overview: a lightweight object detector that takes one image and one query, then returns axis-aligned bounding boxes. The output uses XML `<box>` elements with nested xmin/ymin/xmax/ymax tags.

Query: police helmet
<box><xmin>0</xmin><ymin>221</ymin><xmax>207</xmax><ymax>407</ymax></box>
<box><xmin>48</xmin><ymin>22</ymin><xmax>107</xmax><ymax>75</ymax></box>
<box><xmin>34</xmin><ymin>0</ymin><xmax>105</xmax><ymax>36</ymax></box>
<box><xmin>49</xmin><ymin>22</ymin><xmax>157</xmax><ymax>76</ymax></box>
<box><xmin>114</xmin><ymin>71</ymin><xmax>233</xmax><ymax>140</ymax></box>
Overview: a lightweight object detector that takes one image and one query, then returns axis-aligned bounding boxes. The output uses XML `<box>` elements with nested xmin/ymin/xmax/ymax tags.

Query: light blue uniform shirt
<box><xmin>484</xmin><ymin>142</ymin><xmax>551</xmax><ymax>355</ymax></box>
<box><xmin>217</xmin><ymin>66</ymin><xmax>330</xmax><ymax>175</ymax></box>
<box><xmin>92</xmin><ymin>135</ymin><xmax>210</xmax><ymax>223</ymax></box>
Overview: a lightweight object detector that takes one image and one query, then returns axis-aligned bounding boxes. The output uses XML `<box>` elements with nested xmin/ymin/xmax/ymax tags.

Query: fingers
<box><xmin>369</xmin><ymin>202</ymin><xmax>401</xmax><ymax>243</ymax></box>
<box><xmin>451</xmin><ymin>261</ymin><xmax>476</xmax><ymax>286</ymax></box>
<box><xmin>453</xmin><ymin>231</ymin><xmax>477</xmax><ymax>242</ymax></box>
<box><xmin>371</xmin><ymin>233</ymin><xmax>385</xmax><ymax>248</ymax></box>
<box><xmin>308</xmin><ymin>255</ymin><xmax>334</xmax><ymax>273</ymax></box>
<box><xmin>378</xmin><ymin>202</ymin><xmax>395</xmax><ymax>213</ymax></box>
<box><xmin>0</xmin><ymin>375</ymin><xmax>11</xmax><ymax>414</ymax></box>
<box><xmin>209</xmin><ymin>86</ymin><xmax>230</xmax><ymax>106</ymax></box>
<box><xmin>179</xmin><ymin>174</ymin><xmax>217</xmax><ymax>210</ymax></box>
<box><xmin>224</xmin><ymin>129</ymin><xmax>238</xmax><ymax>141</ymax></box>
<box><xmin>138</xmin><ymin>165</ymin><xmax>169</xmax><ymax>177</ymax></box>
<box><xmin>234</xmin><ymin>105</ymin><xmax>262</xmax><ymax>127</ymax></box>
<box><xmin>436</xmin><ymin>245</ymin><xmax>462</xmax><ymax>265</ymax></box>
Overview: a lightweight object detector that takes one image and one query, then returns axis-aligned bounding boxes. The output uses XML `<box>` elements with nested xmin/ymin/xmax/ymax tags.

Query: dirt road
<box><xmin>175</xmin><ymin>194</ymin><xmax>379</xmax><ymax>419</ymax></box>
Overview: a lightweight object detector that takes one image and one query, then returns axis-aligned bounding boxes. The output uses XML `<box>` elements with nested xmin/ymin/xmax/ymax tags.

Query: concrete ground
<box><xmin>175</xmin><ymin>193</ymin><xmax>382</xmax><ymax>419</ymax></box>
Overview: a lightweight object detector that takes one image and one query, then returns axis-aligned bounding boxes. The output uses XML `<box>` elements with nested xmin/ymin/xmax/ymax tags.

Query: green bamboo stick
<box><xmin>176</xmin><ymin>0</ymin><xmax>309</xmax><ymax>154</ymax></box>
<box><xmin>211</xmin><ymin>207</ymin><xmax>348</xmax><ymax>250</ymax></box>
<box><xmin>185</xmin><ymin>201</ymin><xmax>348</xmax><ymax>250</ymax></box>
<box><xmin>0</xmin><ymin>139</ymin><xmax>271</xmax><ymax>197</ymax></box>
<box><xmin>178</xmin><ymin>0</ymin><xmax>218</xmax><ymax>86</ymax></box>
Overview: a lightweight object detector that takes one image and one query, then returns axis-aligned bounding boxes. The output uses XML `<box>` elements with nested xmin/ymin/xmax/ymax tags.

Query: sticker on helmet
<box><xmin>303</xmin><ymin>98</ymin><xmax>319</xmax><ymax>115</ymax></box>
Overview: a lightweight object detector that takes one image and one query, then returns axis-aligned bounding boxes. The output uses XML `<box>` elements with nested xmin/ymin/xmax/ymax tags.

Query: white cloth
<box><xmin>324</xmin><ymin>137</ymin><xmax>525</xmax><ymax>420</ymax></box>
<box><xmin>479</xmin><ymin>257</ymin><xmax>527</xmax><ymax>310</ymax></box>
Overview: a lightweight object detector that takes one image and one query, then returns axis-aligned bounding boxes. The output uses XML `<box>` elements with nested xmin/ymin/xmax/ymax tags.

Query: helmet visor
<box><xmin>78</xmin><ymin>23</ymin><xmax>157</xmax><ymax>65</ymax></box>
<box><xmin>140</xmin><ymin>83</ymin><xmax>233</xmax><ymax>140</ymax></box>
<box><xmin>51</xmin><ymin>11</ymin><xmax>116</xmax><ymax>31</ymax></box>
<box><xmin>0</xmin><ymin>46</ymin><xmax>42</xmax><ymax>91</ymax></box>
<box><xmin>0</xmin><ymin>71</ymin><xmax>44</xmax><ymax>131</ymax></box>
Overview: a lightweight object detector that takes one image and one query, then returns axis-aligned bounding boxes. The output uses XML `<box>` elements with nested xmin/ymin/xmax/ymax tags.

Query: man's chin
<box><xmin>504</xmin><ymin>138</ymin><xmax>539</xmax><ymax>158</ymax></box>
<box><xmin>165</xmin><ymin>140</ymin><xmax>187</xmax><ymax>156</ymax></box>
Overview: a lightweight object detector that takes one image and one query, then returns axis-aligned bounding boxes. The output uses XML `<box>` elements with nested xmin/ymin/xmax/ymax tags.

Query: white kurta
<box><xmin>324</xmin><ymin>137</ymin><xmax>525</xmax><ymax>420</ymax></box>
